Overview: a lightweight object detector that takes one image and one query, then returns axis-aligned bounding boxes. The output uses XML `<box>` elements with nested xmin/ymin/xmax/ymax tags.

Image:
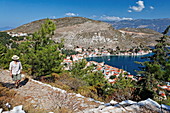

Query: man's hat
<box><xmin>12</xmin><ymin>55</ymin><xmax>19</xmax><ymax>60</ymax></box>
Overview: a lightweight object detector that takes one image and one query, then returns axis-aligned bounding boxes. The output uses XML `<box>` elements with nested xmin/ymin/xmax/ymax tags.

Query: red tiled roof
<box><xmin>110</xmin><ymin>81</ymin><xmax>116</xmax><ymax>84</ymax></box>
<box><xmin>106</xmin><ymin>72</ymin><xmax>110</xmax><ymax>75</ymax></box>
<box><xmin>115</xmin><ymin>70</ymin><xmax>121</xmax><ymax>73</ymax></box>
<box><xmin>110</xmin><ymin>70</ymin><xmax>115</xmax><ymax>72</ymax></box>
<box><xmin>112</xmin><ymin>67</ymin><xmax>119</xmax><ymax>70</ymax></box>
<box><xmin>161</xmin><ymin>93</ymin><xmax>166</xmax><ymax>96</ymax></box>
<box><xmin>97</xmin><ymin>67</ymin><xmax>102</xmax><ymax>70</ymax></box>
<box><xmin>128</xmin><ymin>75</ymin><xmax>133</xmax><ymax>77</ymax></box>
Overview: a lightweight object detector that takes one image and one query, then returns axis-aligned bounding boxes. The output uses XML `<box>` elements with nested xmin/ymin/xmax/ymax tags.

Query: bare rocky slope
<box><xmin>7</xmin><ymin>17</ymin><xmax>163</xmax><ymax>49</ymax></box>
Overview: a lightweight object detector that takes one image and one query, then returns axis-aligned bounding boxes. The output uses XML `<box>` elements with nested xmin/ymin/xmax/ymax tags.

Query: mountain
<box><xmin>104</xmin><ymin>18</ymin><xmax>170</xmax><ymax>35</ymax></box>
<box><xmin>0</xmin><ymin>26</ymin><xmax>14</xmax><ymax>31</ymax></box>
<box><xmin>6</xmin><ymin>17</ymin><xmax>163</xmax><ymax>49</ymax></box>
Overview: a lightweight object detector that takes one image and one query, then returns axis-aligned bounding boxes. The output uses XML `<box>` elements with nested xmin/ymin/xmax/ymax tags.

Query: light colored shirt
<box><xmin>9</xmin><ymin>61</ymin><xmax>22</xmax><ymax>75</ymax></box>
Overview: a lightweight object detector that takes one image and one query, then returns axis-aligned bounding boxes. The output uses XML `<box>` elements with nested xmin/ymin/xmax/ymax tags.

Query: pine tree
<box><xmin>0</xmin><ymin>43</ymin><xmax>7</xmax><ymax>68</ymax></box>
<box><xmin>26</xmin><ymin>19</ymin><xmax>65</xmax><ymax>78</ymax></box>
<box><xmin>141</xmin><ymin>26</ymin><xmax>170</xmax><ymax>81</ymax></box>
<box><xmin>30</xmin><ymin>19</ymin><xmax>56</xmax><ymax>53</ymax></box>
<box><xmin>136</xmin><ymin>25</ymin><xmax>170</xmax><ymax>99</ymax></box>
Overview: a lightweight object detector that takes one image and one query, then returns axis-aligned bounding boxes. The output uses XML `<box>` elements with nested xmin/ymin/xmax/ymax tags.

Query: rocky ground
<box><xmin>0</xmin><ymin>70</ymin><xmax>100</xmax><ymax>112</ymax></box>
<box><xmin>0</xmin><ymin>69</ymin><xmax>170</xmax><ymax>113</ymax></box>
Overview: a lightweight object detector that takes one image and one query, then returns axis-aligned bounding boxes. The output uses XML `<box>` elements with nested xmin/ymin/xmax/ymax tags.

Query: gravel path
<box><xmin>0</xmin><ymin>70</ymin><xmax>100</xmax><ymax>112</ymax></box>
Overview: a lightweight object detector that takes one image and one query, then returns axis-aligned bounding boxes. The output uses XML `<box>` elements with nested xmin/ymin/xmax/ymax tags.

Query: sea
<box><xmin>86</xmin><ymin>53</ymin><xmax>152</xmax><ymax>75</ymax></box>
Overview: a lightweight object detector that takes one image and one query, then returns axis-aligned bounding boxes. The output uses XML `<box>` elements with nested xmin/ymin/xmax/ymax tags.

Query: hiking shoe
<box><xmin>15</xmin><ymin>84</ymin><xmax>19</xmax><ymax>89</ymax></box>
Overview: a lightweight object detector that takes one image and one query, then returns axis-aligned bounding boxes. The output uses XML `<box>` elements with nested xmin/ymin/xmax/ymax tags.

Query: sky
<box><xmin>0</xmin><ymin>0</ymin><xmax>170</xmax><ymax>27</ymax></box>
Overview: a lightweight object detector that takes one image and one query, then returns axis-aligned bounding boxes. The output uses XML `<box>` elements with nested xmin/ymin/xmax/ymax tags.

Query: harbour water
<box><xmin>86</xmin><ymin>54</ymin><xmax>152</xmax><ymax>75</ymax></box>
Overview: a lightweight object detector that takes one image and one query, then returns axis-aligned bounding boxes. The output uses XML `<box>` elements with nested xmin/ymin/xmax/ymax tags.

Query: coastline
<box><xmin>85</xmin><ymin>52</ymin><xmax>151</xmax><ymax>59</ymax></box>
<box><xmin>64</xmin><ymin>50</ymin><xmax>152</xmax><ymax>76</ymax></box>
<box><xmin>85</xmin><ymin>52</ymin><xmax>152</xmax><ymax>76</ymax></box>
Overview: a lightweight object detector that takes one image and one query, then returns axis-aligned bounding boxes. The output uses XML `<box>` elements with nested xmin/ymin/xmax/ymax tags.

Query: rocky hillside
<box><xmin>118</xmin><ymin>28</ymin><xmax>163</xmax><ymax>46</ymax></box>
<box><xmin>7</xmin><ymin>17</ymin><xmax>163</xmax><ymax>49</ymax></box>
<box><xmin>0</xmin><ymin>70</ymin><xmax>100</xmax><ymax>112</ymax></box>
<box><xmin>0</xmin><ymin>70</ymin><xmax>170</xmax><ymax>113</ymax></box>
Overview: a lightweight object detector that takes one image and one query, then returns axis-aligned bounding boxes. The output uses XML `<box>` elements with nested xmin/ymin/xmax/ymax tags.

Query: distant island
<box><xmin>104</xmin><ymin>18</ymin><xmax>170</xmax><ymax>35</ymax></box>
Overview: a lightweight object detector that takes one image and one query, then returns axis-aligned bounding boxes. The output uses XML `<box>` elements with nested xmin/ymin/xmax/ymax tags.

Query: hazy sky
<box><xmin>1</xmin><ymin>0</ymin><xmax>170</xmax><ymax>27</ymax></box>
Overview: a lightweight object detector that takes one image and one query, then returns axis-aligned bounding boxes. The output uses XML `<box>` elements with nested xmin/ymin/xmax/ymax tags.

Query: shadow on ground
<box><xmin>1</xmin><ymin>82</ymin><xmax>16</xmax><ymax>89</ymax></box>
<box><xmin>19</xmin><ymin>78</ymin><xmax>29</xmax><ymax>87</ymax></box>
<box><xmin>0</xmin><ymin>78</ymin><xmax>29</xmax><ymax>89</ymax></box>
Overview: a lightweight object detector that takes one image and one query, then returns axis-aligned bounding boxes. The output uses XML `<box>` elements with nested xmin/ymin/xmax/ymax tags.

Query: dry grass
<box><xmin>0</xmin><ymin>83</ymin><xmax>16</xmax><ymax>110</ymax></box>
<box><xmin>11</xmin><ymin>95</ymin><xmax>74</xmax><ymax>113</ymax></box>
